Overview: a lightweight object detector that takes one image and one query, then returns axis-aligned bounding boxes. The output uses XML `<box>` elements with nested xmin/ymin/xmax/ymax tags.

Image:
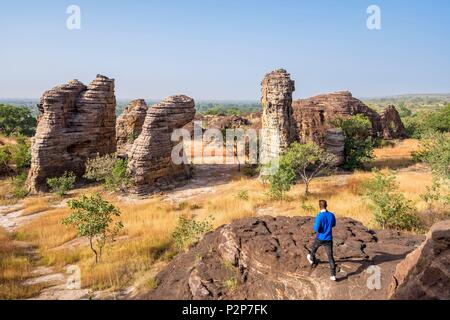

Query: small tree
<box><xmin>332</xmin><ymin>115</ymin><xmax>375</xmax><ymax>170</ymax></box>
<box><xmin>171</xmin><ymin>215</ymin><xmax>213</xmax><ymax>250</ymax></box>
<box><xmin>11</xmin><ymin>136</ymin><xmax>31</xmax><ymax>172</ymax></box>
<box><xmin>63</xmin><ymin>193</ymin><xmax>123</xmax><ymax>263</ymax></box>
<box><xmin>265</xmin><ymin>159</ymin><xmax>296</xmax><ymax>200</ymax></box>
<box><xmin>284</xmin><ymin>142</ymin><xmax>336</xmax><ymax>195</ymax></box>
<box><xmin>364</xmin><ymin>170</ymin><xmax>420</xmax><ymax>231</ymax></box>
<box><xmin>418</xmin><ymin>132</ymin><xmax>450</xmax><ymax>180</ymax></box>
<box><xmin>0</xmin><ymin>104</ymin><xmax>37</xmax><ymax>136</ymax></box>
<box><xmin>47</xmin><ymin>171</ymin><xmax>76</xmax><ymax>197</ymax></box>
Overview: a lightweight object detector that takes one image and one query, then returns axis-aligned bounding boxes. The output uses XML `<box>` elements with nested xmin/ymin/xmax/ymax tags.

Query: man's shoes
<box><xmin>330</xmin><ymin>276</ymin><xmax>337</xmax><ymax>281</ymax></box>
<box><xmin>307</xmin><ymin>254</ymin><xmax>314</xmax><ymax>265</ymax></box>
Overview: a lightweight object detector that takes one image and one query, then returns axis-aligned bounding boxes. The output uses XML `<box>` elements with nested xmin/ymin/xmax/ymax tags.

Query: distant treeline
<box><xmin>363</xmin><ymin>94</ymin><xmax>450</xmax><ymax>113</ymax></box>
<box><xmin>196</xmin><ymin>102</ymin><xmax>261</xmax><ymax>116</ymax></box>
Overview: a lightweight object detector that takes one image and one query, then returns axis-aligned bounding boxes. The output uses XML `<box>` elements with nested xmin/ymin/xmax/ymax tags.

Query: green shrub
<box><xmin>417</xmin><ymin>132</ymin><xmax>450</xmax><ymax>180</ymax></box>
<box><xmin>63</xmin><ymin>193</ymin><xmax>123</xmax><ymax>263</ymax></box>
<box><xmin>47</xmin><ymin>171</ymin><xmax>76</xmax><ymax>197</ymax></box>
<box><xmin>84</xmin><ymin>154</ymin><xmax>129</xmax><ymax>192</ymax></box>
<box><xmin>171</xmin><ymin>215</ymin><xmax>214</xmax><ymax>250</ymax></box>
<box><xmin>0</xmin><ymin>145</ymin><xmax>12</xmax><ymax>174</ymax></box>
<box><xmin>236</xmin><ymin>190</ymin><xmax>249</xmax><ymax>201</ymax></box>
<box><xmin>104</xmin><ymin>158</ymin><xmax>129</xmax><ymax>192</ymax></box>
<box><xmin>403</xmin><ymin>105</ymin><xmax>450</xmax><ymax>138</ymax></box>
<box><xmin>332</xmin><ymin>115</ymin><xmax>375</xmax><ymax>170</ymax></box>
<box><xmin>363</xmin><ymin>170</ymin><xmax>421</xmax><ymax>231</ymax></box>
<box><xmin>12</xmin><ymin>172</ymin><xmax>28</xmax><ymax>198</ymax></box>
<box><xmin>11</xmin><ymin>136</ymin><xmax>31</xmax><ymax>172</ymax></box>
<box><xmin>0</xmin><ymin>104</ymin><xmax>37</xmax><ymax>136</ymax></box>
<box><xmin>265</xmin><ymin>159</ymin><xmax>296</xmax><ymax>200</ymax></box>
<box><xmin>242</xmin><ymin>164</ymin><xmax>259</xmax><ymax>177</ymax></box>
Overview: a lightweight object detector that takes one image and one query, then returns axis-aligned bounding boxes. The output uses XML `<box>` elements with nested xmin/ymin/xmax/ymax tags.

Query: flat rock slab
<box><xmin>143</xmin><ymin>216</ymin><xmax>424</xmax><ymax>300</ymax></box>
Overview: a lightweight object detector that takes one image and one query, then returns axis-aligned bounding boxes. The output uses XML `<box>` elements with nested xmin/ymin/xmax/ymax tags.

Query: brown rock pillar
<box><xmin>260</xmin><ymin>69</ymin><xmax>295</xmax><ymax>164</ymax></box>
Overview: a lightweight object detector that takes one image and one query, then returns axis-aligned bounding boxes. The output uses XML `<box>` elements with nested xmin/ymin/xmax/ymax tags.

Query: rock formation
<box><xmin>292</xmin><ymin>91</ymin><xmax>382</xmax><ymax>144</ymax></box>
<box><xmin>380</xmin><ymin>105</ymin><xmax>407</xmax><ymax>139</ymax></box>
<box><xmin>260</xmin><ymin>69</ymin><xmax>295</xmax><ymax>164</ymax></box>
<box><xmin>127</xmin><ymin>95</ymin><xmax>196</xmax><ymax>196</ymax></box>
<box><xmin>324</xmin><ymin>128</ymin><xmax>346</xmax><ymax>166</ymax></box>
<box><xmin>389</xmin><ymin>219</ymin><xmax>450</xmax><ymax>300</ymax></box>
<box><xmin>257</xmin><ymin>74</ymin><xmax>408</xmax><ymax>166</ymax></box>
<box><xmin>144</xmin><ymin>216</ymin><xmax>424</xmax><ymax>300</ymax></box>
<box><xmin>116</xmin><ymin>99</ymin><xmax>148</xmax><ymax>158</ymax></box>
<box><xmin>27</xmin><ymin>75</ymin><xmax>116</xmax><ymax>193</ymax></box>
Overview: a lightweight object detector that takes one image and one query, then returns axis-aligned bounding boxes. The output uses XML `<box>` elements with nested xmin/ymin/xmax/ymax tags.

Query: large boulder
<box><xmin>127</xmin><ymin>95</ymin><xmax>196</xmax><ymax>196</ymax></box>
<box><xmin>380</xmin><ymin>105</ymin><xmax>408</xmax><ymax>140</ymax></box>
<box><xmin>389</xmin><ymin>219</ymin><xmax>450</xmax><ymax>300</ymax></box>
<box><xmin>116</xmin><ymin>99</ymin><xmax>148</xmax><ymax>158</ymax></box>
<box><xmin>292</xmin><ymin>91</ymin><xmax>382</xmax><ymax>144</ymax></box>
<box><xmin>27</xmin><ymin>75</ymin><xmax>116</xmax><ymax>193</ymax></box>
<box><xmin>143</xmin><ymin>216</ymin><xmax>423</xmax><ymax>300</ymax></box>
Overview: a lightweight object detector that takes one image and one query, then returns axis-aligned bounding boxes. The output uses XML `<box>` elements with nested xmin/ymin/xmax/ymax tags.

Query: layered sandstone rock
<box><xmin>127</xmin><ymin>95</ymin><xmax>196</xmax><ymax>196</ymax></box>
<box><xmin>324</xmin><ymin>128</ymin><xmax>345</xmax><ymax>166</ymax></box>
<box><xmin>27</xmin><ymin>75</ymin><xmax>116</xmax><ymax>193</ymax></box>
<box><xmin>144</xmin><ymin>216</ymin><xmax>424</xmax><ymax>300</ymax></box>
<box><xmin>292</xmin><ymin>91</ymin><xmax>382</xmax><ymax>144</ymax></box>
<box><xmin>260</xmin><ymin>69</ymin><xmax>295</xmax><ymax>164</ymax></box>
<box><xmin>380</xmin><ymin>105</ymin><xmax>407</xmax><ymax>140</ymax></box>
<box><xmin>116</xmin><ymin>99</ymin><xmax>148</xmax><ymax>158</ymax></box>
<box><xmin>389</xmin><ymin>220</ymin><xmax>450</xmax><ymax>300</ymax></box>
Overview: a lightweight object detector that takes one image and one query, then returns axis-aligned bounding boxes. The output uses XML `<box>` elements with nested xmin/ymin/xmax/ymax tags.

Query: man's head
<box><xmin>319</xmin><ymin>200</ymin><xmax>328</xmax><ymax>210</ymax></box>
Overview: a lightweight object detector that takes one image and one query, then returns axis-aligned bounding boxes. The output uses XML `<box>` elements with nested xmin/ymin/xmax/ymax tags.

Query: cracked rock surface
<box><xmin>143</xmin><ymin>216</ymin><xmax>424</xmax><ymax>300</ymax></box>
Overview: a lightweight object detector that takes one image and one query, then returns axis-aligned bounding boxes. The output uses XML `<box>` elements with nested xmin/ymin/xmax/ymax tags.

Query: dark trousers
<box><xmin>310</xmin><ymin>239</ymin><xmax>336</xmax><ymax>276</ymax></box>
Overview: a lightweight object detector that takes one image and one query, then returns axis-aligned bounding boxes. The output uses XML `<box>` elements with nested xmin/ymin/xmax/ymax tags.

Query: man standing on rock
<box><xmin>307</xmin><ymin>200</ymin><xmax>337</xmax><ymax>281</ymax></box>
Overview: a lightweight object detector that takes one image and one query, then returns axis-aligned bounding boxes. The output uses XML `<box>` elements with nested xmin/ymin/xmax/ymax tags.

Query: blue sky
<box><xmin>1</xmin><ymin>0</ymin><xmax>449</xmax><ymax>100</ymax></box>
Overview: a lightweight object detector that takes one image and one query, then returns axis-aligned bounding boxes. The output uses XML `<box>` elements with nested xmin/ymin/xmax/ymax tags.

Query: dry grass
<box><xmin>3</xmin><ymin>138</ymin><xmax>446</xmax><ymax>296</ymax></box>
<box><xmin>0</xmin><ymin>178</ymin><xmax>18</xmax><ymax>206</ymax></box>
<box><xmin>0</xmin><ymin>227</ymin><xmax>45</xmax><ymax>299</ymax></box>
<box><xmin>370</xmin><ymin>139</ymin><xmax>420</xmax><ymax>169</ymax></box>
<box><xmin>21</xmin><ymin>197</ymin><xmax>53</xmax><ymax>216</ymax></box>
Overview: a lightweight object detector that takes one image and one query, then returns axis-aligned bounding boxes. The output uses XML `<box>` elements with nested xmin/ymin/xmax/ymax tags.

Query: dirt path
<box><xmin>165</xmin><ymin>164</ymin><xmax>239</xmax><ymax>203</ymax></box>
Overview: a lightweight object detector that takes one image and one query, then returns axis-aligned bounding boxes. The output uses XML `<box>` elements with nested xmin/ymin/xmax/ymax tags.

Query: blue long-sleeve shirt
<box><xmin>314</xmin><ymin>211</ymin><xmax>336</xmax><ymax>241</ymax></box>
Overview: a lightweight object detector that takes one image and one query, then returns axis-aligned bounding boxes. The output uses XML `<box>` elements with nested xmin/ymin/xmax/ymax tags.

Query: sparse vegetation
<box><xmin>332</xmin><ymin>115</ymin><xmax>375</xmax><ymax>170</ymax></box>
<box><xmin>0</xmin><ymin>136</ymin><xmax>445</xmax><ymax>297</ymax></box>
<box><xmin>171</xmin><ymin>215</ymin><xmax>214</xmax><ymax>250</ymax></box>
<box><xmin>12</xmin><ymin>172</ymin><xmax>28</xmax><ymax>199</ymax></box>
<box><xmin>403</xmin><ymin>104</ymin><xmax>450</xmax><ymax>138</ymax></box>
<box><xmin>62</xmin><ymin>193</ymin><xmax>124</xmax><ymax>263</ymax></box>
<box><xmin>84</xmin><ymin>153</ymin><xmax>130</xmax><ymax>192</ymax></box>
<box><xmin>47</xmin><ymin>171</ymin><xmax>76</xmax><ymax>197</ymax></box>
<box><xmin>363</xmin><ymin>169</ymin><xmax>421</xmax><ymax>231</ymax></box>
<box><xmin>0</xmin><ymin>104</ymin><xmax>37</xmax><ymax>137</ymax></box>
<box><xmin>236</xmin><ymin>190</ymin><xmax>249</xmax><ymax>201</ymax></box>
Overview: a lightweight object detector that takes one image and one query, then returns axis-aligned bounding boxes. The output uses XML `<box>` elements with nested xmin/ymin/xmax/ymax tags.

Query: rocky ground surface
<box><xmin>143</xmin><ymin>215</ymin><xmax>425</xmax><ymax>300</ymax></box>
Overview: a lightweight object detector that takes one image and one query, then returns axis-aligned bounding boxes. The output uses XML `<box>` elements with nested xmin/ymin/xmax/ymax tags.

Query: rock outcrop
<box><xmin>380</xmin><ymin>105</ymin><xmax>407</xmax><ymax>139</ymax></box>
<box><xmin>116</xmin><ymin>99</ymin><xmax>148</xmax><ymax>158</ymax></box>
<box><xmin>27</xmin><ymin>75</ymin><xmax>116</xmax><ymax>193</ymax></box>
<box><xmin>292</xmin><ymin>91</ymin><xmax>382</xmax><ymax>144</ymax></box>
<box><xmin>324</xmin><ymin>128</ymin><xmax>346</xmax><ymax>166</ymax></box>
<box><xmin>127</xmin><ymin>95</ymin><xmax>196</xmax><ymax>196</ymax></box>
<box><xmin>260</xmin><ymin>69</ymin><xmax>295</xmax><ymax>164</ymax></box>
<box><xmin>144</xmin><ymin>216</ymin><xmax>424</xmax><ymax>300</ymax></box>
<box><xmin>389</xmin><ymin>219</ymin><xmax>450</xmax><ymax>300</ymax></box>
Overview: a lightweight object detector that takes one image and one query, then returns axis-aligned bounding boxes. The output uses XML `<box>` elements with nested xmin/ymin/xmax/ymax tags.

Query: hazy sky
<box><xmin>1</xmin><ymin>0</ymin><xmax>449</xmax><ymax>100</ymax></box>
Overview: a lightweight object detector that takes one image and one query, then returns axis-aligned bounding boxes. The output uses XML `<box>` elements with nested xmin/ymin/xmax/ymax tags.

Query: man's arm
<box><xmin>313</xmin><ymin>214</ymin><xmax>321</xmax><ymax>233</ymax></box>
<box><xmin>332</xmin><ymin>214</ymin><xmax>336</xmax><ymax>228</ymax></box>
